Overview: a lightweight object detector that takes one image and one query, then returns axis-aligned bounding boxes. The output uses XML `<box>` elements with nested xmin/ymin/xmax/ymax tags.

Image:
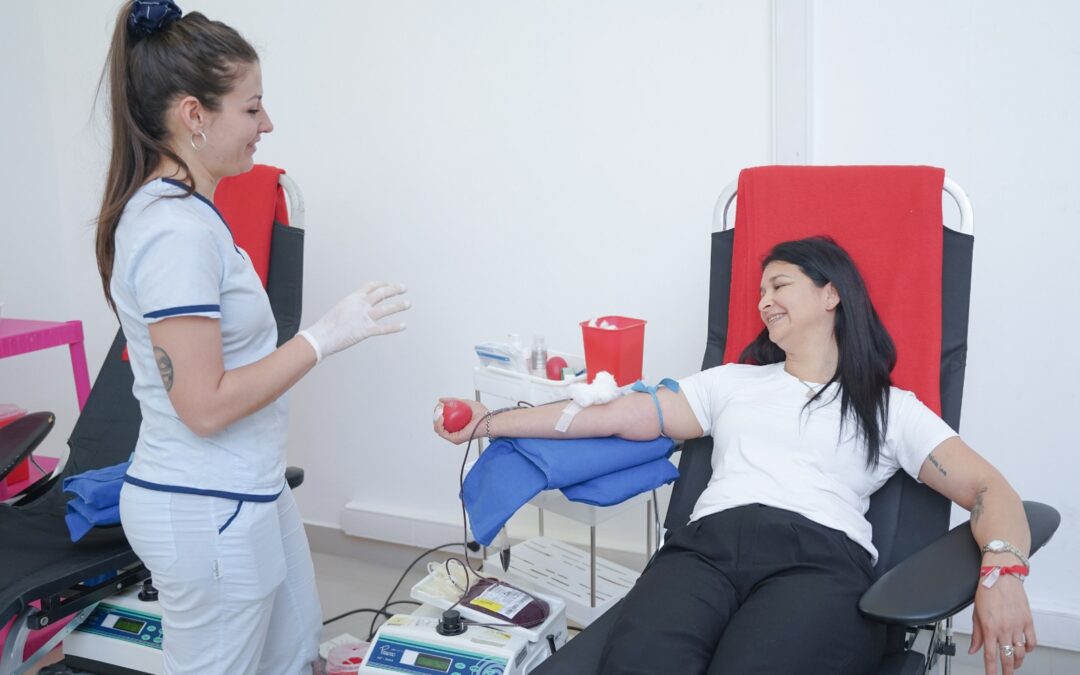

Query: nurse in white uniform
<box><xmin>94</xmin><ymin>3</ymin><xmax>406</xmax><ymax>673</ymax></box>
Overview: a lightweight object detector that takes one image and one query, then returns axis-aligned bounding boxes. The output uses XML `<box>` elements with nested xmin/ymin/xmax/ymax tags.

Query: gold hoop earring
<box><xmin>190</xmin><ymin>130</ymin><xmax>207</xmax><ymax>151</ymax></box>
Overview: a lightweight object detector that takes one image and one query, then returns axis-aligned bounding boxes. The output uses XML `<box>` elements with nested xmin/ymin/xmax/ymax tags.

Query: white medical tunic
<box><xmin>679</xmin><ymin>362</ymin><xmax>957</xmax><ymax>563</ymax></box>
<box><xmin>112</xmin><ymin>178</ymin><xmax>287</xmax><ymax>500</ymax></box>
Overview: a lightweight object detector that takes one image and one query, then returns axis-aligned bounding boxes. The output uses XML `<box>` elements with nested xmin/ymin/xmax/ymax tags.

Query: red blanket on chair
<box><xmin>215</xmin><ymin>164</ymin><xmax>290</xmax><ymax>288</ymax></box>
<box><xmin>723</xmin><ymin>165</ymin><xmax>945</xmax><ymax>415</ymax></box>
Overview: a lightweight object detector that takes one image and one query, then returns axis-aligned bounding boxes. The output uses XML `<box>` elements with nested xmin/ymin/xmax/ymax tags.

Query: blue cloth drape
<box><xmin>463</xmin><ymin>436</ymin><xmax>677</xmax><ymax>545</ymax></box>
<box><xmin>63</xmin><ymin>461</ymin><xmax>130</xmax><ymax>542</ymax></box>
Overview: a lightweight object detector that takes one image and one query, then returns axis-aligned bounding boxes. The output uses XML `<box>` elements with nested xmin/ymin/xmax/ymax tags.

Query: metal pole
<box><xmin>646</xmin><ymin>498</ymin><xmax>654</xmax><ymax>560</ymax></box>
<box><xmin>475</xmin><ymin>389</ymin><xmax>486</xmax><ymax>565</ymax></box>
<box><xmin>590</xmin><ymin>526</ymin><xmax>597</xmax><ymax>608</ymax></box>
<box><xmin>944</xmin><ymin>617</ymin><xmax>954</xmax><ymax>675</ymax></box>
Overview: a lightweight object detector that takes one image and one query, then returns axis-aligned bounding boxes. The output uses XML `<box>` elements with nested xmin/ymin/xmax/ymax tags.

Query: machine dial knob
<box><xmin>437</xmin><ymin>609</ymin><xmax>467</xmax><ymax>636</ymax></box>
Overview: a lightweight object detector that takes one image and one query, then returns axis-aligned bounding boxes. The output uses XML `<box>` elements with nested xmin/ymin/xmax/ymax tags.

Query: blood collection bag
<box><xmin>460</xmin><ymin>578</ymin><xmax>548</xmax><ymax>628</ymax></box>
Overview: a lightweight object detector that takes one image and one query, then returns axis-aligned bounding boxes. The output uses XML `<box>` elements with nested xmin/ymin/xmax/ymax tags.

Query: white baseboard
<box><xmin>340</xmin><ymin>500</ymin><xmax>463</xmax><ymax>549</ymax></box>
<box><xmin>335</xmin><ymin>503</ymin><xmax>651</xmax><ymax>573</ymax></box>
<box><xmin>338</xmin><ymin>502</ymin><xmax>653</xmax><ymax>557</ymax></box>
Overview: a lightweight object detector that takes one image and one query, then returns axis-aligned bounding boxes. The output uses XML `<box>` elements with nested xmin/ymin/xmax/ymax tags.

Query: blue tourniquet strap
<box><xmin>631</xmin><ymin>378</ymin><xmax>682</xmax><ymax>437</ymax></box>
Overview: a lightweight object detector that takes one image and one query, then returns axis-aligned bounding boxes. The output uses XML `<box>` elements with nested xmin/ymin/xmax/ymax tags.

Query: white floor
<box><xmin>28</xmin><ymin>529</ymin><xmax>1079</xmax><ymax>674</ymax></box>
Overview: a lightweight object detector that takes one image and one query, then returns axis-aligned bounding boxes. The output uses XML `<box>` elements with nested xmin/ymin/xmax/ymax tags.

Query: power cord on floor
<box><xmin>320</xmin><ymin>542</ymin><xmax>470</xmax><ymax>633</ymax></box>
<box><xmin>336</xmin><ymin>402</ymin><xmax>542</xmax><ymax>641</ymax></box>
<box><xmin>441</xmin><ymin>404</ymin><xmax>560</xmax><ymax>633</ymax></box>
<box><xmin>322</xmin><ymin>600</ymin><xmax>421</xmax><ymax>626</ymax></box>
<box><xmin>364</xmin><ymin>541</ymin><xmax>470</xmax><ymax>639</ymax></box>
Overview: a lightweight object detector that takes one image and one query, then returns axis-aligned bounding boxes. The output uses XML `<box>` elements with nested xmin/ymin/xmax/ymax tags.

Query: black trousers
<box><xmin>600</xmin><ymin>504</ymin><xmax>886</xmax><ymax>675</ymax></box>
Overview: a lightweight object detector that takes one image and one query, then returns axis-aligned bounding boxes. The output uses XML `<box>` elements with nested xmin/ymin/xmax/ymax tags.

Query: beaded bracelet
<box><xmin>482</xmin><ymin>406</ymin><xmax>519</xmax><ymax>440</ymax></box>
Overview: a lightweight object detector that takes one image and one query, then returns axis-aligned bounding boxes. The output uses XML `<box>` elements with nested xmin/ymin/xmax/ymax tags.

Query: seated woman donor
<box><xmin>435</xmin><ymin>237</ymin><xmax>1035</xmax><ymax>675</ymax></box>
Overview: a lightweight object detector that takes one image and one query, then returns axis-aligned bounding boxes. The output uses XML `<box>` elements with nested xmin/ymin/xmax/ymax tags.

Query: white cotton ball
<box><xmin>592</xmin><ymin>371</ymin><xmax>618</xmax><ymax>389</ymax></box>
<box><xmin>568</xmin><ymin>371</ymin><xmax>622</xmax><ymax>407</ymax></box>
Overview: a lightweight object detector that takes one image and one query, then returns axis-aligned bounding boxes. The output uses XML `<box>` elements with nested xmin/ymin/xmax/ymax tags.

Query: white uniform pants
<box><xmin>119</xmin><ymin>483</ymin><xmax>322</xmax><ymax>675</ymax></box>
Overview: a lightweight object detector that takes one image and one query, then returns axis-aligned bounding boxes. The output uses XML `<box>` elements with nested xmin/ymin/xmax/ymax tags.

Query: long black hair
<box><xmin>739</xmin><ymin>236</ymin><xmax>897</xmax><ymax>468</ymax></box>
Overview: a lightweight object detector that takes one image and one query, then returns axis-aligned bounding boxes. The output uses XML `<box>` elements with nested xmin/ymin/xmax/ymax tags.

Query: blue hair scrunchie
<box><xmin>128</xmin><ymin>0</ymin><xmax>183</xmax><ymax>39</ymax></box>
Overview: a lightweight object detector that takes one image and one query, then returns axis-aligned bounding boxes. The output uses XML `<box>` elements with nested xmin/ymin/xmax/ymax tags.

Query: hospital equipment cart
<box><xmin>473</xmin><ymin>357</ymin><xmax>658</xmax><ymax>625</ymax></box>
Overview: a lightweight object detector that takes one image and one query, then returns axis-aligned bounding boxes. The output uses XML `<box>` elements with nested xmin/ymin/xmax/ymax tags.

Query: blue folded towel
<box><xmin>63</xmin><ymin>461</ymin><xmax>130</xmax><ymax>542</ymax></box>
<box><xmin>462</xmin><ymin>436</ymin><xmax>677</xmax><ymax>545</ymax></box>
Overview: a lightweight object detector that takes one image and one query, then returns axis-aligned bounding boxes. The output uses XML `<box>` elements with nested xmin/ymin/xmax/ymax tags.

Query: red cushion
<box><xmin>215</xmin><ymin>165</ymin><xmax>289</xmax><ymax>288</ymax></box>
<box><xmin>723</xmin><ymin>166</ymin><xmax>945</xmax><ymax>415</ymax></box>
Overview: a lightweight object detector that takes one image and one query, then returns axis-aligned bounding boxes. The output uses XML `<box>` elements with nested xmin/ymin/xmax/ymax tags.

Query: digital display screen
<box><xmin>415</xmin><ymin>653</ymin><xmax>452</xmax><ymax>672</ymax></box>
<box><xmin>112</xmin><ymin>617</ymin><xmax>145</xmax><ymax>634</ymax></box>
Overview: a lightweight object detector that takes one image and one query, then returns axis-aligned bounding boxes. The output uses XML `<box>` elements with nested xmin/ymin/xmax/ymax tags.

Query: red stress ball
<box><xmin>546</xmin><ymin>356</ymin><xmax>569</xmax><ymax>380</ymax></box>
<box><xmin>437</xmin><ymin>400</ymin><xmax>473</xmax><ymax>433</ymax></box>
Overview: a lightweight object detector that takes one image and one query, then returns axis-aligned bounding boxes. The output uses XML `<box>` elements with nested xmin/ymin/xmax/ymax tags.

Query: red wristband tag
<box><xmin>980</xmin><ymin>565</ymin><xmax>1029</xmax><ymax>588</ymax></box>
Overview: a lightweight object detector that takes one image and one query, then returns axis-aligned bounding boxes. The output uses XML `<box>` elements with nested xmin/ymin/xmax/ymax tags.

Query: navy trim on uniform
<box><xmin>218</xmin><ymin>501</ymin><xmax>244</xmax><ymax>534</ymax></box>
<box><xmin>160</xmin><ymin>178</ymin><xmax>243</xmax><ymax>255</ymax></box>
<box><xmin>124</xmin><ymin>474</ymin><xmax>285</xmax><ymax>502</ymax></box>
<box><xmin>143</xmin><ymin>304</ymin><xmax>221</xmax><ymax>319</ymax></box>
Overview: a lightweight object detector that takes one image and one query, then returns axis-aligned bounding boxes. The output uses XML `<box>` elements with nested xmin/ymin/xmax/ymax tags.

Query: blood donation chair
<box><xmin>534</xmin><ymin>166</ymin><xmax>1061</xmax><ymax>675</ymax></box>
<box><xmin>0</xmin><ymin>166</ymin><xmax>307</xmax><ymax>674</ymax></box>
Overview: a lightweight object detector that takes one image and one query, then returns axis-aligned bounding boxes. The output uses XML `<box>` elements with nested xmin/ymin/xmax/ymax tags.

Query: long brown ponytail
<box><xmin>95</xmin><ymin>2</ymin><xmax>257</xmax><ymax>312</ymax></box>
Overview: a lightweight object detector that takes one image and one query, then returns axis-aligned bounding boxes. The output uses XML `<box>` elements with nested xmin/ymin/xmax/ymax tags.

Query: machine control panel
<box><xmin>360</xmin><ymin>615</ymin><xmax>527</xmax><ymax>675</ymax></box>
<box><xmin>74</xmin><ymin>602</ymin><xmax>164</xmax><ymax>649</ymax></box>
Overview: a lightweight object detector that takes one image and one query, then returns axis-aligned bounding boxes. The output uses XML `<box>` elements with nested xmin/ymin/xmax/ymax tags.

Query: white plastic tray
<box><xmin>409</xmin><ymin>570</ymin><xmax>567</xmax><ymax>645</ymax></box>
<box><xmin>472</xmin><ymin>350</ymin><xmax>586</xmax><ymax>407</ymax></box>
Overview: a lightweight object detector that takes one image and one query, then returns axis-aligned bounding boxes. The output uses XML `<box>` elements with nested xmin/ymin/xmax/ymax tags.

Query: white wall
<box><xmin>0</xmin><ymin>3</ymin><xmax>114</xmax><ymax>450</ymax></box>
<box><xmin>2</xmin><ymin>0</ymin><xmax>1076</xmax><ymax>650</ymax></box>
<box><xmin>811</xmin><ymin>0</ymin><xmax>1080</xmax><ymax>648</ymax></box>
<box><xmin>1</xmin><ymin>2</ymin><xmax>771</xmax><ymax>548</ymax></box>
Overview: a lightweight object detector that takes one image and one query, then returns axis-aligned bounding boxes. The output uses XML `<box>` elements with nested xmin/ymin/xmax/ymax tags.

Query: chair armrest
<box><xmin>0</xmin><ymin>411</ymin><xmax>54</xmax><ymax>480</ymax></box>
<box><xmin>859</xmin><ymin>501</ymin><xmax>1060</xmax><ymax>625</ymax></box>
<box><xmin>285</xmin><ymin>465</ymin><xmax>304</xmax><ymax>489</ymax></box>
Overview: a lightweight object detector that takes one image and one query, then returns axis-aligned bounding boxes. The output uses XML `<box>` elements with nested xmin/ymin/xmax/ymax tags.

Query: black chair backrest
<box><xmin>267</xmin><ymin>220</ymin><xmax>304</xmax><ymax>347</ymax></box>
<box><xmin>61</xmin><ymin>331</ymin><xmax>143</xmax><ymax>482</ymax></box>
<box><xmin>664</xmin><ymin>227</ymin><xmax>974</xmax><ymax>576</ymax></box>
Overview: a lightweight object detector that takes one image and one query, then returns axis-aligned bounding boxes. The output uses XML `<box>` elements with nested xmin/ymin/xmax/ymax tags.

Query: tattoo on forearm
<box><xmin>154</xmin><ymin>346</ymin><xmax>174</xmax><ymax>392</ymax></box>
<box><xmin>971</xmin><ymin>487</ymin><xmax>988</xmax><ymax>524</ymax></box>
<box><xmin>928</xmin><ymin>453</ymin><xmax>947</xmax><ymax>477</ymax></box>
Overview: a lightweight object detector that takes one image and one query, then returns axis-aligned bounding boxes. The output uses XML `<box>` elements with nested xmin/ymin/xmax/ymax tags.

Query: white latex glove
<box><xmin>298</xmin><ymin>282</ymin><xmax>410</xmax><ymax>363</ymax></box>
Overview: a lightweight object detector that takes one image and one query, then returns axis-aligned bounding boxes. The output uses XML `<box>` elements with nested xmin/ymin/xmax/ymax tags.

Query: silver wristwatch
<box><xmin>981</xmin><ymin>539</ymin><xmax>1030</xmax><ymax>567</ymax></box>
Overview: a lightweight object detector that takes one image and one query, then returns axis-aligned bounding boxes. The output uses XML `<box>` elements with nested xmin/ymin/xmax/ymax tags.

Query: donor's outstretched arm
<box><xmin>433</xmin><ymin>388</ymin><xmax>703</xmax><ymax>445</ymax></box>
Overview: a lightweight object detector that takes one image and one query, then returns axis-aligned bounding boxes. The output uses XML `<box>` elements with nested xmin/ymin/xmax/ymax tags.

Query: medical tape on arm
<box><xmin>555</xmin><ymin>402</ymin><xmax>583</xmax><ymax>432</ymax></box>
<box><xmin>630</xmin><ymin>378</ymin><xmax>681</xmax><ymax>437</ymax></box>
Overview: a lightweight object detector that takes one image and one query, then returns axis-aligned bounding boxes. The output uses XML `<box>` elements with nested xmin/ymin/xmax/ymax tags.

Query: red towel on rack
<box><xmin>723</xmin><ymin>165</ymin><xmax>945</xmax><ymax>415</ymax></box>
<box><xmin>215</xmin><ymin>164</ymin><xmax>290</xmax><ymax>289</ymax></box>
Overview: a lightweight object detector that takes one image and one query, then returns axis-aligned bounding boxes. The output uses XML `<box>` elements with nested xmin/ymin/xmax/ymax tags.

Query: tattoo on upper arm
<box><xmin>971</xmin><ymin>487</ymin><xmax>988</xmax><ymax>524</ymax></box>
<box><xmin>154</xmin><ymin>346</ymin><xmax>174</xmax><ymax>392</ymax></box>
<box><xmin>928</xmin><ymin>452</ymin><xmax>947</xmax><ymax>477</ymax></box>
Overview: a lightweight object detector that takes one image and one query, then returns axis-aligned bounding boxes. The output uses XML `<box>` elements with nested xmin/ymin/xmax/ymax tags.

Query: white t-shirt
<box><xmin>678</xmin><ymin>362</ymin><xmax>957</xmax><ymax>563</ymax></box>
<box><xmin>111</xmin><ymin>178</ymin><xmax>287</xmax><ymax>499</ymax></box>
